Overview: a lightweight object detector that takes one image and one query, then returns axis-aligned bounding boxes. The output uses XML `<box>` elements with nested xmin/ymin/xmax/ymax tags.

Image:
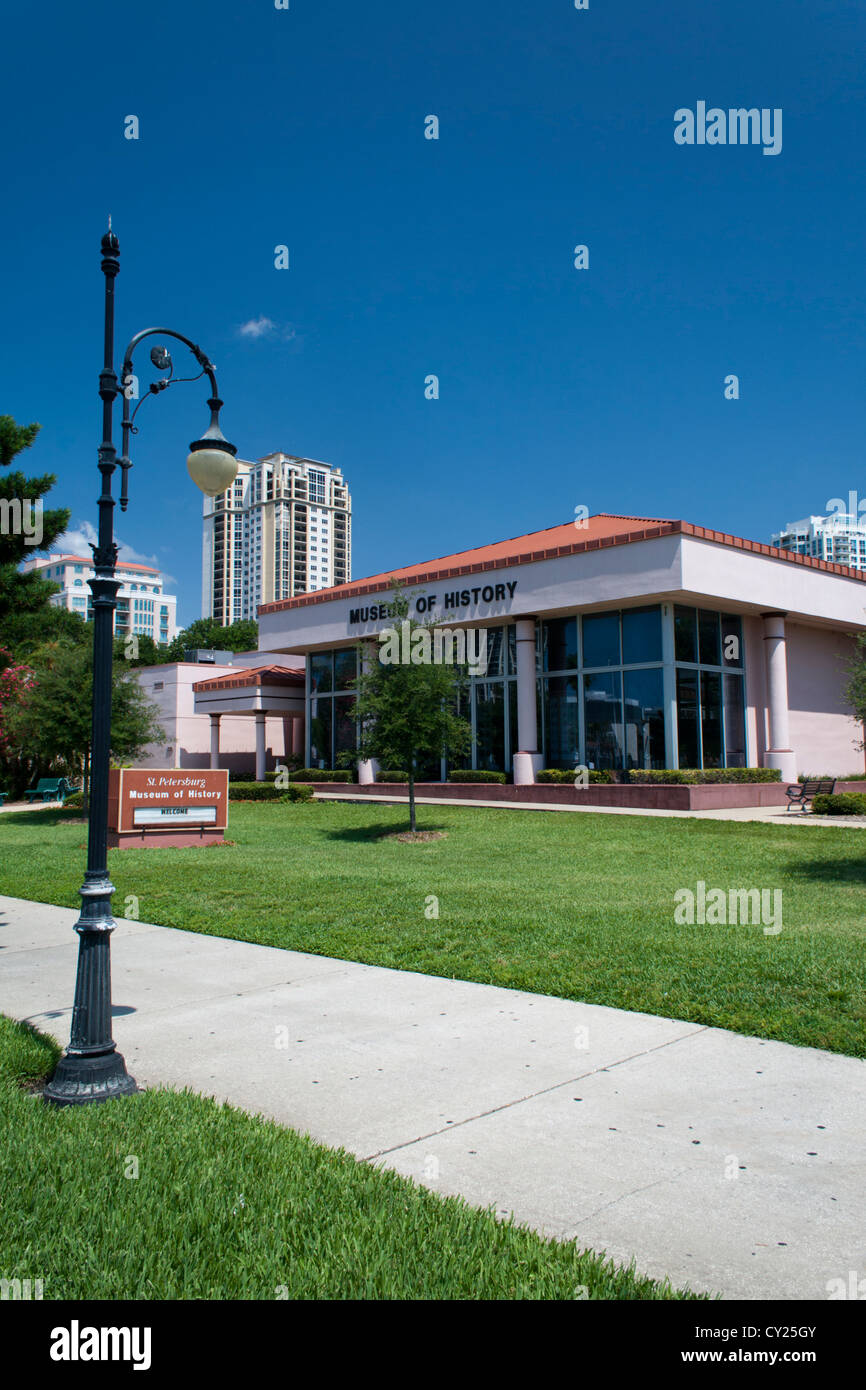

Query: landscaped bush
<box><xmin>628</xmin><ymin>768</ymin><xmax>781</xmax><ymax>785</ymax></box>
<box><xmin>811</xmin><ymin>792</ymin><xmax>866</xmax><ymax>816</ymax></box>
<box><xmin>799</xmin><ymin>773</ymin><xmax>866</xmax><ymax>783</ymax></box>
<box><xmin>289</xmin><ymin>769</ymin><xmax>354</xmax><ymax>783</ymax></box>
<box><xmin>447</xmin><ymin>770</ymin><xmax>507</xmax><ymax>784</ymax></box>
<box><xmin>280</xmin><ymin>784</ymin><xmax>314</xmax><ymax>804</ymax></box>
<box><xmin>62</xmin><ymin>791</ymin><xmax>84</xmax><ymax>810</ymax></box>
<box><xmin>228</xmin><ymin>782</ymin><xmax>284</xmax><ymax>801</ymax></box>
<box><xmin>377</xmin><ymin>771</ymin><xmax>410</xmax><ymax>783</ymax></box>
<box><xmin>536</xmin><ymin>769</ymin><xmax>614</xmax><ymax>784</ymax></box>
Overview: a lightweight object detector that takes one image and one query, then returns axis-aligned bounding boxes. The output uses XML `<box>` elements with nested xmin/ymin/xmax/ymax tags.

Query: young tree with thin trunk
<box><xmin>352</xmin><ymin>586</ymin><xmax>471</xmax><ymax>832</ymax></box>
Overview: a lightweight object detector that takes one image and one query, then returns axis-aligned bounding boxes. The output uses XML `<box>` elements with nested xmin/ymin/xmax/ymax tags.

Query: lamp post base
<box><xmin>43</xmin><ymin>1049</ymin><xmax>138</xmax><ymax>1107</ymax></box>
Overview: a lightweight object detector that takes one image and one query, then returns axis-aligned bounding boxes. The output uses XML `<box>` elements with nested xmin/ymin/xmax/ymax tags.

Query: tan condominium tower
<box><xmin>202</xmin><ymin>452</ymin><xmax>351</xmax><ymax>624</ymax></box>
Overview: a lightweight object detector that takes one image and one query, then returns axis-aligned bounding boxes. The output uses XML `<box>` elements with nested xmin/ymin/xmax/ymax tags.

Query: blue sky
<box><xmin>2</xmin><ymin>0</ymin><xmax>864</xmax><ymax>625</ymax></box>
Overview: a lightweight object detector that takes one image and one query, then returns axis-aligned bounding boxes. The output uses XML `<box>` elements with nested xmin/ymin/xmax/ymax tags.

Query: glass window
<box><xmin>721</xmin><ymin>614</ymin><xmax>743</xmax><ymax>669</ymax></box>
<box><xmin>623</xmin><ymin>668</ymin><xmax>665</xmax><ymax>769</ymax></box>
<box><xmin>544</xmin><ymin>676</ymin><xmax>580</xmax><ymax>769</ymax></box>
<box><xmin>333</xmin><ymin>695</ymin><xmax>357</xmax><ymax>762</ymax></box>
<box><xmin>484</xmin><ymin>627</ymin><xmax>506</xmax><ymax>678</ymax></box>
<box><xmin>309</xmin><ymin>651</ymin><xmax>333</xmax><ymax>695</ymax></box>
<box><xmin>582</xmin><ymin>612</ymin><xmax>620</xmax><ymax>668</ymax></box>
<box><xmin>583</xmin><ymin>670</ymin><xmax>624</xmax><ymax>769</ymax></box>
<box><xmin>309</xmin><ymin>698</ymin><xmax>332</xmax><ymax>767</ymax></box>
<box><xmin>698</xmin><ymin>610</ymin><xmax>721</xmax><ymax>667</ymax></box>
<box><xmin>674</xmin><ymin>606</ymin><xmax>697</xmax><ymax>664</ymax></box>
<box><xmin>334</xmin><ymin>648</ymin><xmax>357</xmax><ymax>691</ymax></box>
<box><xmin>474</xmin><ymin>682</ymin><xmax>505</xmax><ymax>771</ymax></box>
<box><xmin>622</xmin><ymin>606</ymin><xmax>662</xmax><ymax>665</ymax></box>
<box><xmin>723</xmin><ymin>674</ymin><xmax>746</xmax><ymax>767</ymax></box>
<box><xmin>542</xmin><ymin>618</ymin><xmax>577</xmax><ymax>672</ymax></box>
<box><xmin>507</xmin><ymin>625</ymin><xmax>516</xmax><ymax>676</ymax></box>
<box><xmin>676</xmin><ymin>669</ymin><xmax>700</xmax><ymax>768</ymax></box>
<box><xmin>700</xmin><ymin>671</ymin><xmax>723</xmax><ymax>767</ymax></box>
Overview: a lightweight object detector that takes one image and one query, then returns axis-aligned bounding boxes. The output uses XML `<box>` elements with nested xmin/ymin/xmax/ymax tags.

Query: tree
<box><xmin>352</xmin><ymin>585</ymin><xmax>472</xmax><ymax>832</ymax></box>
<box><xmin>164</xmin><ymin>617</ymin><xmax>259</xmax><ymax>663</ymax></box>
<box><xmin>2</xmin><ymin>640</ymin><xmax>164</xmax><ymax>807</ymax></box>
<box><xmin>844</xmin><ymin>633</ymin><xmax>866</xmax><ymax>750</ymax></box>
<box><xmin>0</xmin><ymin>415</ymin><xmax>70</xmax><ymax>630</ymax></box>
<box><xmin>113</xmin><ymin>633</ymin><xmax>167</xmax><ymax>667</ymax></box>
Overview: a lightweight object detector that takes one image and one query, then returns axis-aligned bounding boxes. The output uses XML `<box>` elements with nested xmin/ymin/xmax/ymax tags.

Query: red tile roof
<box><xmin>258</xmin><ymin>513</ymin><xmax>866</xmax><ymax>617</ymax></box>
<box><xmin>192</xmin><ymin>664</ymin><xmax>305</xmax><ymax>693</ymax></box>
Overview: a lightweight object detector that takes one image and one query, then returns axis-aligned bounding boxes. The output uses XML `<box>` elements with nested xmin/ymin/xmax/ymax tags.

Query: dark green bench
<box><xmin>786</xmin><ymin>777</ymin><xmax>835</xmax><ymax>812</ymax></box>
<box><xmin>24</xmin><ymin>777</ymin><xmax>78</xmax><ymax>805</ymax></box>
<box><xmin>0</xmin><ymin>791</ymin><xmax>7</xmax><ymax>807</ymax></box>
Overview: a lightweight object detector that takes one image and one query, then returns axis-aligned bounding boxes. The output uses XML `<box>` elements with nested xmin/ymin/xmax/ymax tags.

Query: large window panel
<box><xmin>334</xmin><ymin>647</ymin><xmax>358</xmax><ymax>690</ymax></box>
<box><xmin>622</xmin><ymin>606</ymin><xmax>662</xmax><ymax>665</ymax></box>
<box><xmin>333</xmin><ymin>695</ymin><xmax>358</xmax><ymax>762</ymax></box>
<box><xmin>474</xmin><ymin>681</ymin><xmax>505</xmax><ymax>771</ymax></box>
<box><xmin>584</xmin><ymin>670</ymin><xmax>624</xmax><ymax>770</ymax></box>
<box><xmin>544</xmin><ymin>676</ymin><xmax>580</xmax><ymax>769</ymax></box>
<box><xmin>698</xmin><ymin>610</ymin><xmax>721</xmax><ymax>668</ymax></box>
<box><xmin>624</xmin><ymin>668</ymin><xmax>665</xmax><ymax>769</ymax></box>
<box><xmin>700</xmin><ymin>671</ymin><xmax>723</xmax><ymax>768</ymax></box>
<box><xmin>309</xmin><ymin>698</ymin><xmax>333</xmax><ymax>767</ymax></box>
<box><xmin>543</xmin><ymin>618</ymin><xmax>577</xmax><ymax>672</ymax></box>
<box><xmin>676</xmin><ymin>669</ymin><xmax>700</xmax><ymax>768</ymax></box>
<box><xmin>309</xmin><ymin>651</ymin><xmax>333</xmax><ymax>695</ymax></box>
<box><xmin>723</xmin><ymin>674</ymin><xmax>746</xmax><ymax>767</ymax></box>
<box><xmin>582</xmin><ymin>612</ymin><xmax>621</xmax><ymax>669</ymax></box>
<box><xmin>674</xmin><ymin>606</ymin><xmax>697</xmax><ymax>664</ymax></box>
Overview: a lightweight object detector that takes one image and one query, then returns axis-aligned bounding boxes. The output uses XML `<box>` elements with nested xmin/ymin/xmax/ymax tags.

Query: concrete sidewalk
<box><xmin>1</xmin><ymin>893</ymin><xmax>863</xmax><ymax>1301</ymax></box>
<box><xmin>317</xmin><ymin>790</ymin><xmax>866</xmax><ymax>826</ymax></box>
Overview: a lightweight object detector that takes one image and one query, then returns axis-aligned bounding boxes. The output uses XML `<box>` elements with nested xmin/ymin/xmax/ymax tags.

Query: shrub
<box><xmin>536</xmin><ymin>769</ymin><xmax>615</xmax><ymax>784</ymax></box>
<box><xmin>377</xmin><ymin>771</ymin><xmax>410</xmax><ymax>783</ymax></box>
<box><xmin>290</xmin><ymin>768</ymin><xmax>354</xmax><ymax>783</ymax></box>
<box><xmin>447</xmin><ymin>770</ymin><xmax>507</xmax><ymax>784</ymax></box>
<box><xmin>228</xmin><ymin>782</ymin><xmax>283</xmax><ymax>801</ymax></box>
<box><xmin>280</xmin><ymin>784</ymin><xmax>314</xmax><ymax>804</ymax></box>
<box><xmin>63</xmin><ymin>791</ymin><xmax>84</xmax><ymax>810</ymax></box>
<box><xmin>811</xmin><ymin>792</ymin><xmax>866</xmax><ymax>816</ymax></box>
<box><xmin>628</xmin><ymin>768</ymin><xmax>781</xmax><ymax>785</ymax></box>
<box><xmin>799</xmin><ymin>773</ymin><xmax>866</xmax><ymax>783</ymax></box>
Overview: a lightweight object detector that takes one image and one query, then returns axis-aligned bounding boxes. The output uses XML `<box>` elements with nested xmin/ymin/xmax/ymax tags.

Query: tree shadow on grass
<box><xmin>324</xmin><ymin>821</ymin><xmax>450</xmax><ymax>843</ymax></box>
<box><xmin>782</xmin><ymin>855</ymin><xmax>866</xmax><ymax>885</ymax></box>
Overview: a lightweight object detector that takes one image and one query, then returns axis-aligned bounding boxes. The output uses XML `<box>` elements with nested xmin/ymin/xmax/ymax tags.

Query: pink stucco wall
<box><xmin>785</xmin><ymin>623</ymin><xmax>865</xmax><ymax>777</ymax></box>
<box><xmin>135</xmin><ymin>660</ymin><xmax>303</xmax><ymax>775</ymax></box>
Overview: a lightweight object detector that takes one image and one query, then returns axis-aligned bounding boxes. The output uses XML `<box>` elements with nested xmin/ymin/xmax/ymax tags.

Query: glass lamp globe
<box><xmin>187</xmin><ymin>444</ymin><xmax>239</xmax><ymax>496</ymax></box>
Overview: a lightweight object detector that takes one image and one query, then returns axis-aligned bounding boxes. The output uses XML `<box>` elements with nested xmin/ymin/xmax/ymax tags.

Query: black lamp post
<box><xmin>43</xmin><ymin>227</ymin><xmax>238</xmax><ymax>1107</ymax></box>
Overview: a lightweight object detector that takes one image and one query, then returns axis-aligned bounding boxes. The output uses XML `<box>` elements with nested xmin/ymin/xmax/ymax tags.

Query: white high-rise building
<box><xmin>22</xmin><ymin>553</ymin><xmax>178</xmax><ymax>643</ymax></box>
<box><xmin>772</xmin><ymin>513</ymin><xmax>866</xmax><ymax>572</ymax></box>
<box><xmin>201</xmin><ymin>452</ymin><xmax>351</xmax><ymax>624</ymax></box>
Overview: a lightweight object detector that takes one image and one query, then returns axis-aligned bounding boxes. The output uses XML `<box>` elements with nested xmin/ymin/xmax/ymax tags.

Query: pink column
<box><xmin>512</xmin><ymin>618</ymin><xmax>543</xmax><ymax>785</ymax></box>
<box><xmin>761</xmin><ymin>612</ymin><xmax>797</xmax><ymax>782</ymax></box>
<box><xmin>209</xmin><ymin>714</ymin><xmax>221</xmax><ymax>770</ymax></box>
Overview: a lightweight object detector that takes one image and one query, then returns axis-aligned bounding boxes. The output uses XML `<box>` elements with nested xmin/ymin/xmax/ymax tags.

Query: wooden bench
<box><xmin>785</xmin><ymin>777</ymin><xmax>835</xmax><ymax>812</ymax></box>
<box><xmin>24</xmin><ymin>777</ymin><xmax>78</xmax><ymax>805</ymax></box>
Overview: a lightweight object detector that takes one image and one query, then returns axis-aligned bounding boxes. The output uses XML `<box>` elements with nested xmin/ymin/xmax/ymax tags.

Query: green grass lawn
<box><xmin>0</xmin><ymin>800</ymin><xmax>864</xmax><ymax>1056</ymax></box>
<box><xmin>0</xmin><ymin>1016</ymin><xmax>701</xmax><ymax>1300</ymax></box>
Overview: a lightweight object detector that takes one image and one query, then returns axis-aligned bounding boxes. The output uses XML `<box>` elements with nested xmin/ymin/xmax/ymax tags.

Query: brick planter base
<box><xmin>298</xmin><ymin>780</ymin><xmax>866</xmax><ymax>811</ymax></box>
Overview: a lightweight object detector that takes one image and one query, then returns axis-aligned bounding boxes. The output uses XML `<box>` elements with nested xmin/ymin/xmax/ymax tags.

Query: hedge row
<box><xmin>628</xmin><ymin>768</ymin><xmax>781</xmax><ymax>785</ymax></box>
<box><xmin>228</xmin><ymin>782</ymin><xmax>314</xmax><ymax>802</ymax></box>
<box><xmin>811</xmin><ymin>792</ymin><xmax>866</xmax><ymax>816</ymax></box>
<box><xmin>377</xmin><ymin>771</ymin><xmax>409</xmax><ymax>783</ymax></box>
<box><xmin>447</xmin><ymin>770</ymin><xmax>507</xmax><ymax>784</ymax></box>
<box><xmin>536</xmin><ymin>769</ymin><xmax>615</xmax><ymax>784</ymax></box>
<box><xmin>289</xmin><ymin>769</ymin><xmax>354</xmax><ymax>783</ymax></box>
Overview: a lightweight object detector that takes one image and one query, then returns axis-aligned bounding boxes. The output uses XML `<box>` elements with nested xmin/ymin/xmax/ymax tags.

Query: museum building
<box><xmin>255</xmin><ymin>514</ymin><xmax>866</xmax><ymax>784</ymax></box>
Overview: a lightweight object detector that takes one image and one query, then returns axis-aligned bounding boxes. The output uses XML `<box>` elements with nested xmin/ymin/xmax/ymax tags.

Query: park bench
<box><xmin>0</xmin><ymin>791</ymin><xmax>7</xmax><ymax>807</ymax></box>
<box><xmin>785</xmin><ymin>777</ymin><xmax>835</xmax><ymax>812</ymax></box>
<box><xmin>23</xmin><ymin>777</ymin><xmax>78</xmax><ymax>805</ymax></box>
